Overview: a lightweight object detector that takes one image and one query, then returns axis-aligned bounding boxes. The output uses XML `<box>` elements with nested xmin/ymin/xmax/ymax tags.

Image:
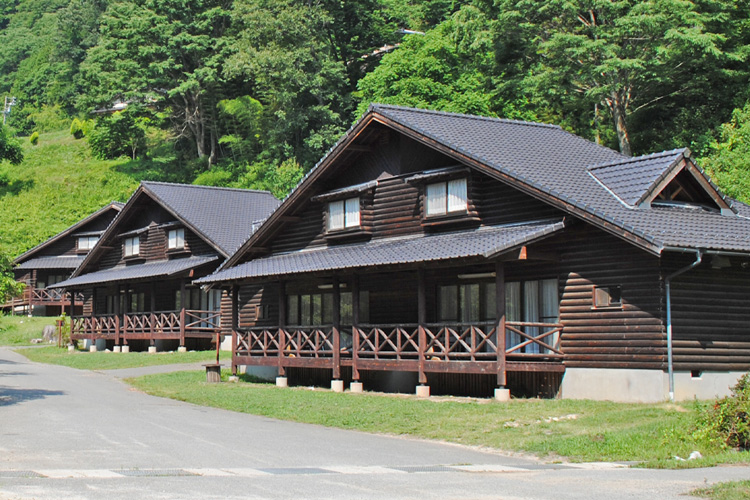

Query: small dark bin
<box><xmin>204</xmin><ymin>364</ymin><xmax>221</xmax><ymax>383</ymax></box>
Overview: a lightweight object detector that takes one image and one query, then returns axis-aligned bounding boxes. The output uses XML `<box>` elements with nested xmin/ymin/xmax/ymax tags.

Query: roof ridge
<box><xmin>141</xmin><ymin>180</ymin><xmax>275</xmax><ymax>197</ymax></box>
<box><xmin>587</xmin><ymin>148</ymin><xmax>687</xmax><ymax>171</ymax></box>
<box><xmin>370</xmin><ymin>103</ymin><xmax>563</xmax><ymax>131</ymax></box>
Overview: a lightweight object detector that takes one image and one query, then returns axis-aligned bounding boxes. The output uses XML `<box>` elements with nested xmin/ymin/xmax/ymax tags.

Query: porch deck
<box><xmin>71</xmin><ymin>309</ymin><xmax>221</xmax><ymax>345</ymax></box>
<box><xmin>2</xmin><ymin>289</ymin><xmax>84</xmax><ymax>312</ymax></box>
<box><xmin>233</xmin><ymin>321</ymin><xmax>564</xmax><ymax>381</ymax></box>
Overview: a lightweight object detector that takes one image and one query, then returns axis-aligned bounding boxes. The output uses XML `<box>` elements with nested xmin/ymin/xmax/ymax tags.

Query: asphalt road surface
<box><xmin>1</xmin><ymin>346</ymin><xmax>748</xmax><ymax>500</ymax></box>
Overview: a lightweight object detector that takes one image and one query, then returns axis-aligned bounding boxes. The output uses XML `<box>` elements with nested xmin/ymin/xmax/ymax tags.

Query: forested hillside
<box><xmin>1</xmin><ymin>0</ymin><xmax>750</xmax><ymax>260</ymax></box>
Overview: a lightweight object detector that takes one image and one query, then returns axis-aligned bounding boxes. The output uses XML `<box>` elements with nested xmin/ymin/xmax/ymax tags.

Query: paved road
<box><xmin>0</xmin><ymin>347</ymin><xmax>748</xmax><ymax>500</ymax></box>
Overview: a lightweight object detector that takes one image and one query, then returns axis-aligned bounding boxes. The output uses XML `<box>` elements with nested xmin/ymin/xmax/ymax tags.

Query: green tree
<box><xmin>702</xmin><ymin>100</ymin><xmax>750</xmax><ymax>204</ymax></box>
<box><xmin>88</xmin><ymin>110</ymin><xmax>145</xmax><ymax>160</ymax></box>
<box><xmin>0</xmin><ymin>125</ymin><xmax>23</xmax><ymax>165</ymax></box>
<box><xmin>80</xmin><ymin>0</ymin><xmax>232</xmax><ymax>166</ymax></box>
<box><xmin>491</xmin><ymin>0</ymin><xmax>748</xmax><ymax>156</ymax></box>
<box><xmin>0</xmin><ymin>251</ymin><xmax>23</xmax><ymax>304</ymax></box>
<box><xmin>357</xmin><ymin>5</ymin><xmax>495</xmax><ymax>117</ymax></box>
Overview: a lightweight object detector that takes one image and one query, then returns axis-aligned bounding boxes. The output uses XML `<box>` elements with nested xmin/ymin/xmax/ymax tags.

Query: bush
<box><xmin>29</xmin><ymin>131</ymin><xmax>39</xmax><ymax>145</ymax></box>
<box><xmin>696</xmin><ymin>374</ymin><xmax>750</xmax><ymax>449</ymax></box>
<box><xmin>88</xmin><ymin>111</ymin><xmax>146</xmax><ymax>160</ymax></box>
<box><xmin>70</xmin><ymin>118</ymin><xmax>85</xmax><ymax>139</ymax></box>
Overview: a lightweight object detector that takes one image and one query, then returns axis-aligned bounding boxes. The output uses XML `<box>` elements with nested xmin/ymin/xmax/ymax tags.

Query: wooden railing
<box><xmin>21</xmin><ymin>288</ymin><xmax>85</xmax><ymax>305</ymax></box>
<box><xmin>72</xmin><ymin>314</ymin><xmax>118</xmax><ymax>338</ymax></box>
<box><xmin>235</xmin><ymin>321</ymin><xmax>564</xmax><ymax>362</ymax></box>
<box><xmin>72</xmin><ymin>309</ymin><xmax>220</xmax><ymax>340</ymax></box>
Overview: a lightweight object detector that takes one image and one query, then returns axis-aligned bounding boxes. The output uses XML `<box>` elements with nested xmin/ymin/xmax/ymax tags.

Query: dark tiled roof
<box><xmin>14</xmin><ymin>202</ymin><xmax>123</xmax><ymax>265</ymax></box>
<box><xmin>50</xmin><ymin>256</ymin><xmax>219</xmax><ymax>288</ymax></box>
<box><xmin>368</xmin><ymin>105</ymin><xmax>750</xmax><ymax>253</ymax></box>
<box><xmin>15</xmin><ymin>256</ymin><xmax>84</xmax><ymax>270</ymax></box>
<box><xmin>142</xmin><ymin>182</ymin><xmax>280</xmax><ymax>256</ymax></box>
<box><xmin>198</xmin><ymin>220</ymin><xmax>564</xmax><ymax>283</ymax></box>
<box><xmin>587</xmin><ymin>149</ymin><xmax>685</xmax><ymax>207</ymax></box>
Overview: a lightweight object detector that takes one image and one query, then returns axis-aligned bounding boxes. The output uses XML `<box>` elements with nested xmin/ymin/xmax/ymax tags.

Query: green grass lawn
<box><xmin>128</xmin><ymin>370</ymin><xmax>750</xmax><ymax>467</ymax></box>
<box><xmin>0</xmin><ymin>315</ymin><xmax>58</xmax><ymax>345</ymax></box>
<box><xmin>18</xmin><ymin>346</ymin><xmax>219</xmax><ymax>370</ymax></box>
<box><xmin>694</xmin><ymin>480</ymin><xmax>750</xmax><ymax>500</ymax></box>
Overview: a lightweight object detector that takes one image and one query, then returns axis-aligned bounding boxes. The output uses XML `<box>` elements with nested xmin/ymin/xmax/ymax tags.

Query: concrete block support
<box><xmin>331</xmin><ymin>380</ymin><xmax>344</xmax><ymax>393</ymax></box>
<box><xmin>121</xmin><ymin>345</ymin><xmax>130</xmax><ymax>353</ymax></box>
<box><xmin>89</xmin><ymin>345</ymin><xmax>97</xmax><ymax>353</ymax></box>
<box><xmin>148</xmin><ymin>346</ymin><xmax>157</xmax><ymax>354</ymax></box>
<box><xmin>350</xmin><ymin>382</ymin><xmax>364</xmax><ymax>393</ymax></box>
<box><xmin>494</xmin><ymin>388</ymin><xmax>511</xmax><ymax>402</ymax></box>
<box><xmin>177</xmin><ymin>346</ymin><xmax>187</xmax><ymax>353</ymax></box>
<box><xmin>113</xmin><ymin>346</ymin><xmax>121</xmax><ymax>353</ymax></box>
<box><xmin>416</xmin><ymin>385</ymin><xmax>430</xmax><ymax>398</ymax></box>
<box><xmin>276</xmin><ymin>377</ymin><xmax>288</xmax><ymax>388</ymax></box>
<box><xmin>67</xmin><ymin>345</ymin><xmax>75</xmax><ymax>352</ymax></box>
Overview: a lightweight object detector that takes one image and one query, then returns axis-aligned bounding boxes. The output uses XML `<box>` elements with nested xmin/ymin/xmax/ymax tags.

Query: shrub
<box><xmin>88</xmin><ymin>111</ymin><xmax>145</xmax><ymax>160</ymax></box>
<box><xmin>29</xmin><ymin>131</ymin><xmax>39</xmax><ymax>145</ymax></box>
<box><xmin>70</xmin><ymin>118</ymin><xmax>85</xmax><ymax>139</ymax></box>
<box><xmin>695</xmin><ymin>374</ymin><xmax>750</xmax><ymax>449</ymax></box>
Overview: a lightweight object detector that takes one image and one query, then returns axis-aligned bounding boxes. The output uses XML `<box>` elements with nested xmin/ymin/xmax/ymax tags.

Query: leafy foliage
<box><xmin>695</xmin><ymin>373</ymin><xmax>750</xmax><ymax>450</ymax></box>
<box><xmin>88</xmin><ymin>110</ymin><xmax>145</xmax><ymax>160</ymax></box>
<box><xmin>0</xmin><ymin>125</ymin><xmax>23</xmax><ymax>165</ymax></box>
<box><xmin>0</xmin><ymin>252</ymin><xmax>23</xmax><ymax>302</ymax></box>
<box><xmin>702</xmin><ymin>101</ymin><xmax>750</xmax><ymax>204</ymax></box>
<box><xmin>29</xmin><ymin>131</ymin><xmax>38</xmax><ymax>145</ymax></box>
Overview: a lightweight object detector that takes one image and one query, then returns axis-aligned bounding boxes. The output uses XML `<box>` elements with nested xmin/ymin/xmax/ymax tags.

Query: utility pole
<box><xmin>3</xmin><ymin>96</ymin><xmax>16</xmax><ymax>126</ymax></box>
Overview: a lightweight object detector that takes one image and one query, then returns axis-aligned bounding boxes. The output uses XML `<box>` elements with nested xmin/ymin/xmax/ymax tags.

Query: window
<box><xmin>426</xmin><ymin>178</ymin><xmax>467</xmax><ymax>216</ymax></box>
<box><xmin>124</xmin><ymin>236</ymin><xmax>140</xmax><ymax>257</ymax></box>
<box><xmin>168</xmin><ymin>228</ymin><xmax>185</xmax><ymax>250</ymax></box>
<box><xmin>77</xmin><ymin>236</ymin><xmax>99</xmax><ymax>251</ymax></box>
<box><xmin>287</xmin><ymin>291</ymin><xmax>370</xmax><ymax>325</ymax></box>
<box><xmin>327</xmin><ymin>197</ymin><xmax>360</xmax><ymax>231</ymax></box>
<box><xmin>593</xmin><ymin>285</ymin><xmax>622</xmax><ymax>308</ymax></box>
<box><xmin>437</xmin><ymin>278</ymin><xmax>559</xmax><ymax>354</ymax></box>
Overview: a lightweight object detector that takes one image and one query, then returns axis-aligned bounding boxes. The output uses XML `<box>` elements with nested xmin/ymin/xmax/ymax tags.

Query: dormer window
<box><xmin>168</xmin><ymin>228</ymin><xmax>185</xmax><ymax>250</ymax></box>
<box><xmin>124</xmin><ymin>236</ymin><xmax>140</xmax><ymax>257</ymax></box>
<box><xmin>77</xmin><ymin>236</ymin><xmax>99</xmax><ymax>251</ymax></box>
<box><xmin>328</xmin><ymin>197</ymin><xmax>360</xmax><ymax>231</ymax></box>
<box><xmin>426</xmin><ymin>178</ymin><xmax>467</xmax><ymax>216</ymax></box>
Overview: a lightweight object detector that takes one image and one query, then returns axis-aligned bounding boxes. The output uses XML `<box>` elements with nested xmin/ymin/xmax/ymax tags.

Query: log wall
<box><xmin>668</xmin><ymin>255</ymin><xmax>750</xmax><ymax>371</ymax></box>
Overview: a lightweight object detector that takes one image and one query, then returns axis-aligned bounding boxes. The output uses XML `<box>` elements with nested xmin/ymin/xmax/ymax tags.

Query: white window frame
<box><xmin>124</xmin><ymin>236</ymin><xmax>140</xmax><ymax>257</ymax></box>
<box><xmin>77</xmin><ymin>236</ymin><xmax>99</xmax><ymax>251</ymax></box>
<box><xmin>425</xmin><ymin>178</ymin><xmax>467</xmax><ymax>216</ymax></box>
<box><xmin>167</xmin><ymin>228</ymin><xmax>185</xmax><ymax>250</ymax></box>
<box><xmin>327</xmin><ymin>197</ymin><xmax>360</xmax><ymax>231</ymax></box>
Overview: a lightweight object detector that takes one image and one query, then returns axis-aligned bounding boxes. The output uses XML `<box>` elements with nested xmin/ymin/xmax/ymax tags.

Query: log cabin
<box><xmin>198</xmin><ymin>104</ymin><xmax>750</xmax><ymax>402</ymax></box>
<box><xmin>50</xmin><ymin>182</ymin><xmax>278</xmax><ymax>351</ymax></box>
<box><xmin>7</xmin><ymin>202</ymin><xmax>123</xmax><ymax>316</ymax></box>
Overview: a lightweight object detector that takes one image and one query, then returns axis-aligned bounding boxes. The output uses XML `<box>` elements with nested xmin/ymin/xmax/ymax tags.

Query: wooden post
<box><xmin>231</xmin><ymin>285</ymin><xmax>239</xmax><ymax>376</ymax></box>
<box><xmin>352</xmin><ymin>274</ymin><xmax>360</xmax><ymax>381</ymax></box>
<box><xmin>278</xmin><ymin>281</ymin><xmax>286</xmax><ymax>377</ymax></box>
<box><xmin>150</xmin><ymin>283</ymin><xmax>156</xmax><ymax>346</ymax></box>
<box><xmin>67</xmin><ymin>289</ymin><xmax>74</xmax><ymax>345</ymax></box>
<box><xmin>114</xmin><ymin>287</ymin><xmax>121</xmax><ymax>347</ymax></box>
<box><xmin>417</xmin><ymin>269</ymin><xmax>427</xmax><ymax>386</ymax></box>
<box><xmin>495</xmin><ymin>262</ymin><xmax>507</xmax><ymax>388</ymax></box>
<box><xmin>332</xmin><ymin>277</ymin><xmax>341</xmax><ymax>380</ymax></box>
<box><xmin>179</xmin><ymin>279</ymin><xmax>186</xmax><ymax>348</ymax></box>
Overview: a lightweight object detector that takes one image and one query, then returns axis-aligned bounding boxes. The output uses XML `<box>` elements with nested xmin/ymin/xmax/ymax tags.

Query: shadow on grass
<box><xmin>0</xmin><ymin>178</ymin><xmax>34</xmax><ymax>198</ymax></box>
<box><xmin>0</xmin><ymin>386</ymin><xmax>65</xmax><ymax>406</ymax></box>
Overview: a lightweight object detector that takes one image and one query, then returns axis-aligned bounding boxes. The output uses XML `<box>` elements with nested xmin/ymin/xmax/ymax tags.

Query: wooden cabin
<box><xmin>7</xmin><ymin>202</ymin><xmax>123</xmax><ymax>316</ymax></box>
<box><xmin>51</xmin><ymin>182</ymin><xmax>278</xmax><ymax>351</ymax></box>
<box><xmin>198</xmin><ymin>105</ymin><xmax>750</xmax><ymax>402</ymax></box>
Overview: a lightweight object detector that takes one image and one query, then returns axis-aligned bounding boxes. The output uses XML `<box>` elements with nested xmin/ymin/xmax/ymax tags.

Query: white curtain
<box><xmin>345</xmin><ymin>197</ymin><xmax>360</xmax><ymax>227</ymax></box>
<box><xmin>447</xmin><ymin>178</ymin><xmax>467</xmax><ymax>212</ymax></box>
<box><xmin>505</xmin><ymin>282</ymin><xmax>521</xmax><ymax>349</ymax></box>
<box><xmin>541</xmin><ymin>279</ymin><xmax>559</xmax><ymax>353</ymax></box>
<box><xmin>426</xmin><ymin>182</ymin><xmax>446</xmax><ymax>215</ymax></box>
<box><xmin>328</xmin><ymin>200</ymin><xmax>345</xmax><ymax>230</ymax></box>
<box><xmin>524</xmin><ymin>281</ymin><xmax>540</xmax><ymax>353</ymax></box>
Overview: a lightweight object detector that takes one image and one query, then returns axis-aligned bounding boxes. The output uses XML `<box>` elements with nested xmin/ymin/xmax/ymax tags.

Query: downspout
<box><xmin>664</xmin><ymin>249</ymin><xmax>702</xmax><ymax>402</ymax></box>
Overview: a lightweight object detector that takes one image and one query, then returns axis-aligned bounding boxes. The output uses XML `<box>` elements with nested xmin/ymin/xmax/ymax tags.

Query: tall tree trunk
<box><xmin>608</xmin><ymin>91</ymin><xmax>631</xmax><ymax>156</ymax></box>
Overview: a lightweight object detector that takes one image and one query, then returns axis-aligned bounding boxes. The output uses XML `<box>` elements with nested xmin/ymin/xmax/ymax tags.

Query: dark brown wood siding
<box><xmin>668</xmin><ymin>255</ymin><xmax>750</xmax><ymax>371</ymax></box>
<box><xmin>554</xmin><ymin>224</ymin><xmax>665</xmax><ymax>370</ymax></box>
